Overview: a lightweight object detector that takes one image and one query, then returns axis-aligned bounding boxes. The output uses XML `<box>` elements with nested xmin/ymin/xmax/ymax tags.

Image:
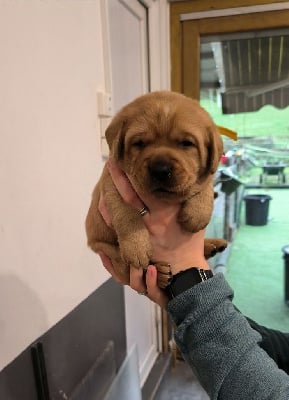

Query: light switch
<box><xmin>97</xmin><ymin>92</ymin><xmax>113</xmax><ymax>117</ymax></box>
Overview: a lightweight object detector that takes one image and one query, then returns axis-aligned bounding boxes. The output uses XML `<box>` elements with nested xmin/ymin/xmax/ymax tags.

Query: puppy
<box><xmin>85</xmin><ymin>91</ymin><xmax>227</xmax><ymax>288</ymax></box>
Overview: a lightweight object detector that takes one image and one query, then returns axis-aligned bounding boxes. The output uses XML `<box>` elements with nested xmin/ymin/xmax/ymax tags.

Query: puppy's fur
<box><xmin>85</xmin><ymin>91</ymin><xmax>227</xmax><ymax>288</ymax></box>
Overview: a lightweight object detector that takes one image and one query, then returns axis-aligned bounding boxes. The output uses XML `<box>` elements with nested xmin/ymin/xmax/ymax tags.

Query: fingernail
<box><xmin>147</xmin><ymin>265</ymin><xmax>154</xmax><ymax>276</ymax></box>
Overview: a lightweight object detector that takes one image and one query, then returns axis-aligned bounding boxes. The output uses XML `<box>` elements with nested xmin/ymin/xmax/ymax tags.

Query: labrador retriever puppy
<box><xmin>85</xmin><ymin>91</ymin><xmax>227</xmax><ymax>288</ymax></box>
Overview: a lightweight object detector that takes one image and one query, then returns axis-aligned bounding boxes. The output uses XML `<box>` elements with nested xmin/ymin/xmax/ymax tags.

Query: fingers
<box><xmin>107</xmin><ymin>158</ymin><xmax>145</xmax><ymax>211</ymax></box>
<box><xmin>130</xmin><ymin>265</ymin><xmax>169</xmax><ymax>308</ymax></box>
<box><xmin>99</xmin><ymin>158</ymin><xmax>148</xmax><ymax>227</ymax></box>
<box><xmin>130</xmin><ymin>266</ymin><xmax>147</xmax><ymax>295</ymax></box>
<box><xmin>146</xmin><ymin>266</ymin><xmax>169</xmax><ymax>308</ymax></box>
<box><xmin>99</xmin><ymin>251</ymin><xmax>169</xmax><ymax>307</ymax></box>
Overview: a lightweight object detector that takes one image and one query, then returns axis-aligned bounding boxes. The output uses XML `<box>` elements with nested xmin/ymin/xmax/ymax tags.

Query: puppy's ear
<box><xmin>105</xmin><ymin>116</ymin><xmax>126</xmax><ymax>161</ymax></box>
<box><xmin>206</xmin><ymin>124</ymin><xmax>223</xmax><ymax>174</ymax></box>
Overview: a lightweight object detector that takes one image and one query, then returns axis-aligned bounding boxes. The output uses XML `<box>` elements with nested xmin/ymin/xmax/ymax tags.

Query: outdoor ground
<box><xmin>226</xmin><ymin>187</ymin><xmax>289</xmax><ymax>332</ymax></box>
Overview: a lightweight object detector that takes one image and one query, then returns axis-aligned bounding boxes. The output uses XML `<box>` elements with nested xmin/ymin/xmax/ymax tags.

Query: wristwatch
<box><xmin>165</xmin><ymin>267</ymin><xmax>213</xmax><ymax>300</ymax></box>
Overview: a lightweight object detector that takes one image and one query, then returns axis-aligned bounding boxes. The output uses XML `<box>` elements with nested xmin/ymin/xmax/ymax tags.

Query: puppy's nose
<box><xmin>149</xmin><ymin>160</ymin><xmax>172</xmax><ymax>182</ymax></box>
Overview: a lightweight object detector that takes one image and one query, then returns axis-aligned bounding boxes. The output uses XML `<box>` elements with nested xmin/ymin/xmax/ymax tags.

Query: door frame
<box><xmin>170</xmin><ymin>0</ymin><xmax>289</xmax><ymax>98</ymax></box>
<box><xmin>101</xmin><ymin>0</ymin><xmax>171</xmax><ymax>387</ymax></box>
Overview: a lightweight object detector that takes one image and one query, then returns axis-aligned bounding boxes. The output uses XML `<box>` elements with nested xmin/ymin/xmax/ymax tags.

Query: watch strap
<box><xmin>165</xmin><ymin>268</ymin><xmax>213</xmax><ymax>300</ymax></box>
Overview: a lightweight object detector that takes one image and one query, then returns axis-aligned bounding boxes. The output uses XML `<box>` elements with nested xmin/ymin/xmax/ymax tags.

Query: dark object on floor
<box><xmin>282</xmin><ymin>245</ymin><xmax>289</xmax><ymax>306</ymax></box>
<box><xmin>243</xmin><ymin>194</ymin><xmax>272</xmax><ymax>226</ymax></box>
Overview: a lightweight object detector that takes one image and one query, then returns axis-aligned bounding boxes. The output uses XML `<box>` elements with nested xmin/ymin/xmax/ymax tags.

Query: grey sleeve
<box><xmin>166</xmin><ymin>273</ymin><xmax>289</xmax><ymax>400</ymax></box>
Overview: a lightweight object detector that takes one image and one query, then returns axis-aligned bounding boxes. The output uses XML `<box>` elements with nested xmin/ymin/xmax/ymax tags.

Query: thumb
<box><xmin>146</xmin><ymin>265</ymin><xmax>169</xmax><ymax>308</ymax></box>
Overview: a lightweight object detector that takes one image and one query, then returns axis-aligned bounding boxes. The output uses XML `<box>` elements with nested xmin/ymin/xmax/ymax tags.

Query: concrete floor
<box><xmin>155</xmin><ymin>360</ymin><xmax>209</xmax><ymax>400</ymax></box>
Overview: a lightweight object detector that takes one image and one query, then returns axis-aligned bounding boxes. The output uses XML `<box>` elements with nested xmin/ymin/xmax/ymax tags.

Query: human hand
<box><xmin>98</xmin><ymin>250</ymin><xmax>168</xmax><ymax>308</ymax></box>
<box><xmin>104</xmin><ymin>158</ymin><xmax>210</xmax><ymax>275</ymax></box>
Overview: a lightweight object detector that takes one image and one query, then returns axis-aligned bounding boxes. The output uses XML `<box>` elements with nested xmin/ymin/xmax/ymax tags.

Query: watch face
<box><xmin>166</xmin><ymin>268</ymin><xmax>213</xmax><ymax>299</ymax></box>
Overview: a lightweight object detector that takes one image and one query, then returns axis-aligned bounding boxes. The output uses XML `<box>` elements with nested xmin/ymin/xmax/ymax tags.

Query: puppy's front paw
<box><xmin>120</xmin><ymin>237</ymin><xmax>152</xmax><ymax>269</ymax></box>
<box><xmin>204</xmin><ymin>238</ymin><xmax>227</xmax><ymax>259</ymax></box>
<box><xmin>178</xmin><ymin>205</ymin><xmax>210</xmax><ymax>233</ymax></box>
<box><xmin>181</xmin><ymin>217</ymin><xmax>208</xmax><ymax>233</ymax></box>
<box><xmin>153</xmin><ymin>261</ymin><xmax>172</xmax><ymax>289</ymax></box>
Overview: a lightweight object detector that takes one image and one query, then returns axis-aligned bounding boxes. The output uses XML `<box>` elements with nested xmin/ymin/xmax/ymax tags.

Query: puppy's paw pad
<box><xmin>217</xmin><ymin>245</ymin><xmax>227</xmax><ymax>253</ymax></box>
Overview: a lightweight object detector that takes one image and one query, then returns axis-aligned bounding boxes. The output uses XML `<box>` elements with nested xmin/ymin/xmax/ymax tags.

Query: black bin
<box><xmin>282</xmin><ymin>245</ymin><xmax>289</xmax><ymax>305</ymax></box>
<box><xmin>243</xmin><ymin>194</ymin><xmax>272</xmax><ymax>226</ymax></box>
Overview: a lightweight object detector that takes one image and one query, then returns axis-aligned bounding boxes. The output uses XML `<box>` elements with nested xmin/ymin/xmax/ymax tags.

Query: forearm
<box><xmin>167</xmin><ymin>273</ymin><xmax>289</xmax><ymax>400</ymax></box>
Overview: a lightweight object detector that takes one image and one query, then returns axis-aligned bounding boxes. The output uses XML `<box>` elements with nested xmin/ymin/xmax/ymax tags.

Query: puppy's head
<box><xmin>105</xmin><ymin>91</ymin><xmax>223</xmax><ymax>202</ymax></box>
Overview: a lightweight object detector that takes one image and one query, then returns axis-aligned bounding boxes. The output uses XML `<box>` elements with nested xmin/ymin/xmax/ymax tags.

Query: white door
<box><xmin>107</xmin><ymin>0</ymin><xmax>160</xmax><ymax>386</ymax></box>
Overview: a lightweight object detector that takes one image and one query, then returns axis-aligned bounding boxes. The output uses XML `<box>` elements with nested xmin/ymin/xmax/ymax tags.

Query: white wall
<box><xmin>0</xmin><ymin>0</ymin><xmax>170</xmax><ymax>372</ymax></box>
<box><xmin>0</xmin><ymin>0</ymin><xmax>111</xmax><ymax>370</ymax></box>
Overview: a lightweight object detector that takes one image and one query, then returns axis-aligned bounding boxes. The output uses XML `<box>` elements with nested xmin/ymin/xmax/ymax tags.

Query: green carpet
<box><xmin>226</xmin><ymin>188</ymin><xmax>289</xmax><ymax>332</ymax></box>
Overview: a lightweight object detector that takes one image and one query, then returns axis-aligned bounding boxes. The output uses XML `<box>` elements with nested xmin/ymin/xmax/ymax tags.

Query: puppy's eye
<box><xmin>132</xmin><ymin>140</ymin><xmax>146</xmax><ymax>148</ymax></box>
<box><xmin>179</xmin><ymin>140</ymin><xmax>195</xmax><ymax>148</ymax></box>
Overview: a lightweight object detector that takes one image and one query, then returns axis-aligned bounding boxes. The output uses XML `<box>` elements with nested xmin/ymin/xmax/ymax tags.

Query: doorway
<box><xmin>170</xmin><ymin>1</ymin><xmax>289</xmax><ymax>328</ymax></box>
<box><xmin>107</xmin><ymin>0</ymin><xmax>160</xmax><ymax>387</ymax></box>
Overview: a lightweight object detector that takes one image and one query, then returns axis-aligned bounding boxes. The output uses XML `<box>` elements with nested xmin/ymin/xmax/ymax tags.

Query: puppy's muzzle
<box><xmin>148</xmin><ymin>160</ymin><xmax>173</xmax><ymax>185</ymax></box>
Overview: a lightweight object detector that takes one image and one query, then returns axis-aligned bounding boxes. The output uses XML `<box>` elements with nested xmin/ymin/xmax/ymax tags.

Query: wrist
<box><xmin>166</xmin><ymin>267</ymin><xmax>214</xmax><ymax>300</ymax></box>
<box><xmin>170</xmin><ymin>258</ymin><xmax>210</xmax><ymax>275</ymax></box>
